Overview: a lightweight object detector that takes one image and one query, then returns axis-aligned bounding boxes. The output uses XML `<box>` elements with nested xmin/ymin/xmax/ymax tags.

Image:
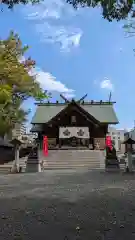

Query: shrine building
<box><xmin>30</xmin><ymin>94</ymin><xmax>118</xmax><ymax>150</ymax></box>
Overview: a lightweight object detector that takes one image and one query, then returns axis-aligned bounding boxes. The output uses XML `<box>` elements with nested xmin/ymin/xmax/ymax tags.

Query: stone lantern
<box><xmin>25</xmin><ymin>139</ymin><xmax>41</xmax><ymax>173</ymax></box>
<box><xmin>123</xmin><ymin>138</ymin><xmax>135</xmax><ymax>172</ymax></box>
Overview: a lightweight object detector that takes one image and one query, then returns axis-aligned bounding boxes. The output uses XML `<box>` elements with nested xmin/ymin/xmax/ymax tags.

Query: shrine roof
<box><xmin>31</xmin><ymin>101</ymin><xmax>118</xmax><ymax>125</ymax></box>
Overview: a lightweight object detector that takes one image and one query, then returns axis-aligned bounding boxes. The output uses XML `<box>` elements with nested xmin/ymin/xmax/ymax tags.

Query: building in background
<box><xmin>4</xmin><ymin>123</ymin><xmax>37</xmax><ymax>145</ymax></box>
<box><xmin>108</xmin><ymin>126</ymin><xmax>126</xmax><ymax>152</ymax></box>
<box><xmin>12</xmin><ymin>123</ymin><xmax>26</xmax><ymax>139</ymax></box>
<box><xmin>4</xmin><ymin>123</ymin><xmax>27</xmax><ymax>141</ymax></box>
<box><xmin>124</xmin><ymin>128</ymin><xmax>135</xmax><ymax>151</ymax></box>
<box><xmin>124</xmin><ymin>128</ymin><xmax>135</xmax><ymax>140</ymax></box>
<box><xmin>21</xmin><ymin>133</ymin><xmax>37</xmax><ymax>144</ymax></box>
<box><xmin>12</xmin><ymin>123</ymin><xmax>37</xmax><ymax>143</ymax></box>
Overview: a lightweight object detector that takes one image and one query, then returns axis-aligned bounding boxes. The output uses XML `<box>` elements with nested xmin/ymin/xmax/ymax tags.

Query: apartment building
<box><xmin>12</xmin><ymin>123</ymin><xmax>26</xmax><ymax>139</ymax></box>
<box><xmin>124</xmin><ymin>128</ymin><xmax>135</xmax><ymax>151</ymax></box>
<box><xmin>108</xmin><ymin>126</ymin><xmax>126</xmax><ymax>152</ymax></box>
<box><xmin>21</xmin><ymin>133</ymin><xmax>37</xmax><ymax>143</ymax></box>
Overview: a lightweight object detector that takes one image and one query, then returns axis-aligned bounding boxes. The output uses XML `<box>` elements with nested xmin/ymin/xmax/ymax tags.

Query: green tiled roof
<box><xmin>31</xmin><ymin>103</ymin><xmax>118</xmax><ymax>124</ymax></box>
<box><xmin>31</xmin><ymin>105</ymin><xmax>65</xmax><ymax>124</ymax></box>
<box><xmin>82</xmin><ymin>105</ymin><xmax>118</xmax><ymax>123</ymax></box>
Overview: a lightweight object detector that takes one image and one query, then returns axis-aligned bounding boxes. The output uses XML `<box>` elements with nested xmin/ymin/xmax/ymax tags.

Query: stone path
<box><xmin>0</xmin><ymin>170</ymin><xmax>135</xmax><ymax>239</ymax></box>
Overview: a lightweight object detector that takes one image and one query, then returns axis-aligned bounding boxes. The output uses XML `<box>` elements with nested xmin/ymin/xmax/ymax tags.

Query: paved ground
<box><xmin>0</xmin><ymin>170</ymin><xmax>135</xmax><ymax>239</ymax></box>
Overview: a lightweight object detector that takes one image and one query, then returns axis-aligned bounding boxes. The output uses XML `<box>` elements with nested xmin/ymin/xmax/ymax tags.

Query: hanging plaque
<box><xmin>59</xmin><ymin>127</ymin><xmax>90</xmax><ymax>139</ymax></box>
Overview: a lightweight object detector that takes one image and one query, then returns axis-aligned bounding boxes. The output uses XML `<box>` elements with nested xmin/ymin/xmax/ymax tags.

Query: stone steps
<box><xmin>0</xmin><ymin>150</ymin><xmax>106</xmax><ymax>173</ymax></box>
<box><xmin>44</xmin><ymin>161</ymin><xmax>100</xmax><ymax>166</ymax></box>
<box><xmin>0</xmin><ymin>157</ymin><xmax>27</xmax><ymax>174</ymax></box>
<box><xmin>0</xmin><ymin>166</ymin><xmax>12</xmax><ymax>174</ymax></box>
<box><xmin>42</xmin><ymin>150</ymin><xmax>105</xmax><ymax>170</ymax></box>
<box><xmin>43</xmin><ymin>166</ymin><xmax>101</xmax><ymax>170</ymax></box>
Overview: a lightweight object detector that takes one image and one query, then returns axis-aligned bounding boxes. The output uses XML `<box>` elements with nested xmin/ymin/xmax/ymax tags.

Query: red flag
<box><xmin>43</xmin><ymin>136</ymin><xmax>48</xmax><ymax>156</ymax></box>
<box><xmin>106</xmin><ymin>136</ymin><xmax>112</xmax><ymax>150</ymax></box>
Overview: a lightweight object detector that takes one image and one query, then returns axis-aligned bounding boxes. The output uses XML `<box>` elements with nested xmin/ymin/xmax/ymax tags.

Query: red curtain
<box><xmin>43</xmin><ymin>136</ymin><xmax>48</xmax><ymax>156</ymax></box>
<box><xmin>106</xmin><ymin>136</ymin><xmax>112</xmax><ymax>150</ymax></box>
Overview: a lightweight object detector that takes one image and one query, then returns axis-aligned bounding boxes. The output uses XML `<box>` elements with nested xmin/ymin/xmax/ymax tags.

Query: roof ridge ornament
<box><xmin>60</xmin><ymin>94</ymin><xmax>69</xmax><ymax>103</ymax></box>
<box><xmin>60</xmin><ymin>93</ymin><xmax>88</xmax><ymax>104</ymax></box>
<box><xmin>77</xmin><ymin>94</ymin><xmax>87</xmax><ymax>103</ymax></box>
<box><xmin>108</xmin><ymin>92</ymin><xmax>112</xmax><ymax>103</ymax></box>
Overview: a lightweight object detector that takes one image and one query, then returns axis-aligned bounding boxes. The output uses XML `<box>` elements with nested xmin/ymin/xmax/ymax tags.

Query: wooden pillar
<box><xmin>87</xmin><ymin>139</ymin><xmax>89</xmax><ymax>148</ymax></box>
<box><xmin>59</xmin><ymin>139</ymin><xmax>61</xmax><ymax>148</ymax></box>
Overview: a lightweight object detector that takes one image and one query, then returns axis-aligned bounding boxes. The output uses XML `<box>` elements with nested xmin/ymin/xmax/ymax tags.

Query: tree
<box><xmin>124</xmin><ymin>19</ymin><xmax>135</xmax><ymax>37</ymax></box>
<box><xmin>1</xmin><ymin>0</ymin><xmax>135</xmax><ymax>22</ymax></box>
<box><xmin>67</xmin><ymin>0</ymin><xmax>135</xmax><ymax>21</ymax></box>
<box><xmin>0</xmin><ymin>31</ymin><xmax>48</xmax><ymax>137</ymax></box>
<box><xmin>123</xmin><ymin>19</ymin><xmax>135</xmax><ymax>55</ymax></box>
<box><xmin>1</xmin><ymin>0</ymin><xmax>39</xmax><ymax>9</ymax></box>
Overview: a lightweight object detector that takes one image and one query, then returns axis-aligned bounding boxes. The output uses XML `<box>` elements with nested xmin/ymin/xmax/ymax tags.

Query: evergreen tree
<box><xmin>0</xmin><ymin>31</ymin><xmax>48</xmax><ymax>137</ymax></box>
<box><xmin>1</xmin><ymin>0</ymin><xmax>134</xmax><ymax>21</ymax></box>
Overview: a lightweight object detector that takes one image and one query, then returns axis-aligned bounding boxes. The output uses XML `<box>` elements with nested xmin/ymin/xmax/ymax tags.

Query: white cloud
<box><xmin>29</xmin><ymin>67</ymin><xmax>75</xmax><ymax>98</ymax></box>
<box><xmin>22</xmin><ymin>0</ymin><xmax>83</xmax><ymax>51</ymax></box>
<box><xmin>18</xmin><ymin>56</ymin><xmax>25</xmax><ymax>63</ymax></box>
<box><xmin>25</xmin><ymin>0</ymin><xmax>73</xmax><ymax>20</ymax></box>
<box><xmin>20</xmin><ymin>56</ymin><xmax>75</xmax><ymax>97</ymax></box>
<box><xmin>36</xmin><ymin>23</ymin><xmax>82</xmax><ymax>51</ymax></box>
<box><xmin>63</xmin><ymin>92</ymin><xmax>75</xmax><ymax>99</ymax></box>
<box><xmin>100</xmin><ymin>78</ymin><xmax>114</xmax><ymax>91</ymax></box>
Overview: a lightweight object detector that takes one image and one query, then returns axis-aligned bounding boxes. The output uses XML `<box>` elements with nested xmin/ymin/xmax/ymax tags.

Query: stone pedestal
<box><xmin>11</xmin><ymin>147</ymin><xmax>20</xmax><ymax>173</ymax></box>
<box><xmin>25</xmin><ymin>146</ymin><xmax>42</xmax><ymax>173</ymax></box>
<box><xmin>127</xmin><ymin>151</ymin><xmax>133</xmax><ymax>172</ymax></box>
<box><xmin>100</xmin><ymin>150</ymin><xmax>106</xmax><ymax>169</ymax></box>
<box><xmin>26</xmin><ymin>161</ymin><xmax>41</xmax><ymax>173</ymax></box>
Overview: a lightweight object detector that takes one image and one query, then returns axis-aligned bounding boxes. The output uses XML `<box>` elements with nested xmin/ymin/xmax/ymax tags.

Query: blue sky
<box><xmin>1</xmin><ymin>1</ymin><xmax>135</xmax><ymax>130</ymax></box>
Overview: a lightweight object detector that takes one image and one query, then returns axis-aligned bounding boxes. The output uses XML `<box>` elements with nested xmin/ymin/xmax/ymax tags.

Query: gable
<box><xmin>47</xmin><ymin>102</ymin><xmax>100</xmax><ymax>126</ymax></box>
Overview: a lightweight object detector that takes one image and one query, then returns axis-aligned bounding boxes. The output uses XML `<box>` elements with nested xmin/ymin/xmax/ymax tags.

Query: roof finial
<box><xmin>108</xmin><ymin>92</ymin><xmax>112</xmax><ymax>102</ymax></box>
<box><xmin>60</xmin><ymin>94</ymin><xmax>69</xmax><ymax>103</ymax></box>
<box><xmin>77</xmin><ymin>94</ymin><xmax>87</xmax><ymax>103</ymax></box>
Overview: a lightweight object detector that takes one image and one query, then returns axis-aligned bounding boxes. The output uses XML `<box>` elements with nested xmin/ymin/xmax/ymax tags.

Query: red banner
<box><xmin>43</xmin><ymin>136</ymin><xmax>48</xmax><ymax>156</ymax></box>
<box><xmin>106</xmin><ymin>136</ymin><xmax>112</xmax><ymax>150</ymax></box>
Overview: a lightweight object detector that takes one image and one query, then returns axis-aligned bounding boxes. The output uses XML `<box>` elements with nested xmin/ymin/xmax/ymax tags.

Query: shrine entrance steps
<box><xmin>40</xmin><ymin>150</ymin><xmax>106</xmax><ymax>170</ymax></box>
<box><xmin>0</xmin><ymin>157</ymin><xmax>26</xmax><ymax>174</ymax></box>
<box><xmin>0</xmin><ymin>150</ymin><xmax>105</xmax><ymax>173</ymax></box>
